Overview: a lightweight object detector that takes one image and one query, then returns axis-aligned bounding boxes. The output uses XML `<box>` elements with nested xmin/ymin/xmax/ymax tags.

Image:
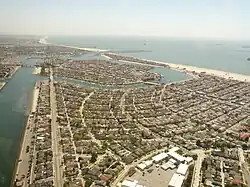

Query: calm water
<box><xmin>2</xmin><ymin>36</ymin><xmax>249</xmax><ymax>186</ymax></box>
<box><xmin>0</xmin><ymin>67</ymin><xmax>42</xmax><ymax>187</ymax></box>
<box><xmin>48</xmin><ymin>36</ymin><xmax>250</xmax><ymax>75</ymax></box>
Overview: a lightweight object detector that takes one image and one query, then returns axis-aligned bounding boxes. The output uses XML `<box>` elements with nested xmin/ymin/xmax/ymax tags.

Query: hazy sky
<box><xmin>0</xmin><ymin>0</ymin><xmax>249</xmax><ymax>39</ymax></box>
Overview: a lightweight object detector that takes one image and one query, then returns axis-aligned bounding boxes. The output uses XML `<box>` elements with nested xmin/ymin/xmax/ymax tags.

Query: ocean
<box><xmin>1</xmin><ymin>35</ymin><xmax>250</xmax><ymax>187</ymax></box>
<box><xmin>48</xmin><ymin>36</ymin><xmax>250</xmax><ymax>75</ymax></box>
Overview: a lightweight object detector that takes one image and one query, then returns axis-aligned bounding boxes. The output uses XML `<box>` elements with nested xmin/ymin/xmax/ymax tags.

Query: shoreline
<box><xmin>0</xmin><ymin>82</ymin><xmax>6</xmax><ymax>90</ymax></box>
<box><xmin>12</xmin><ymin>82</ymin><xmax>40</xmax><ymax>187</ymax></box>
<box><xmin>39</xmin><ymin>37</ymin><xmax>107</xmax><ymax>52</ymax></box>
<box><xmin>40</xmin><ymin>36</ymin><xmax>250</xmax><ymax>82</ymax></box>
<box><xmin>32</xmin><ymin>67</ymin><xmax>41</xmax><ymax>75</ymax></box>
<box><xmin>104</xmin><ymin>53</ymin><xmax>250</xmax><ymax>82</ymax></box>
<box><xmin>8</xmin><ymin>66</ymin><xmax>21</xmax><ymax>79</ymax></box>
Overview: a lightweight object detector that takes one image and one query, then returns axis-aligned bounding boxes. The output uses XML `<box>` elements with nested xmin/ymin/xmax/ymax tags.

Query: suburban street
<box><xmin>238</xmin><ymin>148</ymin><xmax>250</xmax><ymax>187</ymax></box>
<box><xmin>191</xmin><ymin>149</ymin><xmax>205</xmax><ymax>187</ymax></box>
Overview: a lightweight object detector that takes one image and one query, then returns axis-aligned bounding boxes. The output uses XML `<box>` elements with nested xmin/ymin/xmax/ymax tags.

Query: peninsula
<box><xmin>11</xmin><ymin>37</ymin><xmax>250</xmax><ymax>187</ymax></box>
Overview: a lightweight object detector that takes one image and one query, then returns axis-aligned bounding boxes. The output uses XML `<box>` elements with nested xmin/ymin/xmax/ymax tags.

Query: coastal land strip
<box><xmin>39</xmin><ymin>37</ymin><xmax>250</xmax><ymax>83</ymax></box>
<box><xmin>12</xmin><ymin>37</ymin><xmax>250</xmax><ymax>187</ymax></box>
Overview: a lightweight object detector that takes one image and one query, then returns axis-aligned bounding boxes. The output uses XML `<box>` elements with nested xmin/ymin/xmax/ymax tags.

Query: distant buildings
<box><xmin>0</xmin><ymin>48</ymin><xmax>4</xmax><ymax>59</ymax></box>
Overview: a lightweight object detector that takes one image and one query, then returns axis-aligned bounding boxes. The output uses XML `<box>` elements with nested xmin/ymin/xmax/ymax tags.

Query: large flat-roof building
<box><xmin>137</xmin><ymin>160</ymin><xmax>153</xmax><ymax>171</ymax></box>
<box><xmin>168</xmin><ymin>152</ymin><xmax>186</xmax><ymax>163</ymax></box>
<box><xmin>176</xmin><ymin>163</ymin><xmax>189</xmax><ymax>176</ymax></box>
<box><xmin>121</xmin><ymin>180</ymin><xmax>146</xmax><ymax>187</ymax></box>
<box><xmin>168</xmin><ymin>173</ymin><xmax>185</xmax><ymax>187</ymax></box>
<box><xmin>152</xmin><ymin>152</ymin><xmax>168</xmax><ymax>163</ymax></box>
<box><xmin>121</xmin><ymin>180</ymin><xmax>137</xmax><ymax>187</ymax></box>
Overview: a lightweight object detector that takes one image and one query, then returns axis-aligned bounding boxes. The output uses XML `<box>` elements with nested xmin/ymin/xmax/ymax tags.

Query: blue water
<box><xmin>0</xmin><ymin>67</ymin><xmax>43</xmax><ymax>187</ymax></box>
<box><xmin>1</xmin><ymin>35</ymin><xmax>249</xmax><ymax>187</ymax></box>
<box><xmin>48</xmin><ymin>36</ymin><xmax>250</xmax><ymax>75</ymax></box>
<box><xmin>150</xmin><ymin>67</ymin><xmax>192</xmax><ymax>84</ymax></box>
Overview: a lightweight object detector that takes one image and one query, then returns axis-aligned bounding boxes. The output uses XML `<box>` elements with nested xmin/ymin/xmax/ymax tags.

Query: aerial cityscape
<box><xmin>0</xmin><ymin>35</ymin><xmax>247</xmax><ymax>187</ymax></box>
<box><xmin>1</xmin><ymin>1</ymin><xmax>250</xmax><ymax>187</ymax></box>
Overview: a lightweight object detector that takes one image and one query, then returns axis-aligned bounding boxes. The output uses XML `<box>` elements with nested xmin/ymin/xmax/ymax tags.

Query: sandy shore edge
<box><xmin>0</xmin><ymin>82</ymin><xmax>6</xmax><ymax>90</ymax></box>
<box><xmin>40</xmin><ymin>37</ymin><xmax>250</xmax><ymax>82</ymax></box>
<box><xmin>12</xmin><ymin>82</ymin><xmax>40</xmax><ymax>186</ymax></box>
<box><xmin>32</xmin><ymin>67</ymin><xmax>41</xmax><ymax>75</ymax></box>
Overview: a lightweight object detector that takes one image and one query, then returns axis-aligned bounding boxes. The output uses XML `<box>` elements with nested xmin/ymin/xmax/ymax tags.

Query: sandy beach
<box><xmin>0</xmin><ymin>82</ymin><xmax>6</xmax><ymax>90</ymax></box>
<box><xmin>13</xmin><ymin>82</ymin><xmax>40</xmax><ymax>187</ymax></box>
<box><xmin>40</xmin><ymin>37</ymin><xmax>250</xmax><ymax>82</ymax></box>
<box><xmin>105</xmin><ymin>53</ymin><xmax>250</xmax><ymax>82</ymax></box>
<box><xmin>31</xmin><ymin>85</ymin><xmax>39</xmax><ymax>113</ymax></box>
<box><xmin>39</xmin><ymin>37</ymin><xmax>107</xmax><ymax>52</ymax></box>
<box><xmin>150</xmin><ymin>60</ymin><xmax>250</xmax><ymax>82</ymax></box>
<box><xmin>32</xmin><ymin>67</ymin><xmax>41</xmax><ymax>75</ymax></box>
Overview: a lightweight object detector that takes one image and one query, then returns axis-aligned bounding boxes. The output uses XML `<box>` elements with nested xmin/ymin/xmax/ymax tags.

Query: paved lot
<box><xmin>127</xmin><ymin>165</ymin><xmax>176</xmax><ymax>187</ymax></box>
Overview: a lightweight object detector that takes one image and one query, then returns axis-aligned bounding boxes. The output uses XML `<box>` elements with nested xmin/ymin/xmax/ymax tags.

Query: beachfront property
<box><xmin>7</xmin><ymin>37</ymin><xmax>250</xmax><ymax>187</ymax></box>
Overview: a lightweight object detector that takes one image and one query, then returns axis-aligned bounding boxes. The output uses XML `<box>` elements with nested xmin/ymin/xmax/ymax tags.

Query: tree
<box><xmin>128</xmin><ymin>167</ymin><xmax>136</xmax><ymax>177</ymax></box>
<box><xmin>242</xmin><ymin>143</ymin><xmax>248</xmax><ymax>150</ymax></box>
<box><xmin>90</xmin><ymin>152</ymin><xmax>98</xmax><ymax>163</ymax></box>
<box><xmin>84</xmin><ymin>179</ymin><xmax>93</xmax><ymax>187</ymax></box>
<box><xmin>196</xmin><ymin>140</ymin><xmax>201</xmax><ymax>147</ymax></box>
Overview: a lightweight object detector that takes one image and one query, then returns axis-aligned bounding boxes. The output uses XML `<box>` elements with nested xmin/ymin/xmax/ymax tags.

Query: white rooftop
<box><xmin>168</xmin><ymin>152</ymin><xmax>186</xmax><ymax>162</ymax></box>
<box><xmin>144</xmin><ymin>160</ymin><xmax>153</xmax><ymax>166</ymax></box>
<box><xmin>137</xmin><ymin>163</ymin><xmax>147</xmax><ymax>170</ymax></box>
<box><xmin>152</xmin><ymin>152</ymin><xmax>168</xmax><ymax>162</ymax></box>
<box><xmin>161</xmin><ymin>161</ymin><xmax>176</xmax><ymax>170</ymax></box>
<box><xmin>176</xmin><ymin>163</ymin><xmax>189</xmax><ymax>176</ymax></box>
<box><xmin>168</xmin><ymin>173</ymin><xmax>185</xmax><ymax>187</ymax></box>
<box><xmin>121</xmin><ymin>180</ymin><xmax>137</xmax><ymax>187</ymax></box>
<box><xmin>168</xmin><ymin>147</ymin><xmax>180</xmax><ymax>153</ymax></box>
<box><xmin>185</xmin><ymin>157</ymin><xmax>193</xmax><ymax>163</ymax></box>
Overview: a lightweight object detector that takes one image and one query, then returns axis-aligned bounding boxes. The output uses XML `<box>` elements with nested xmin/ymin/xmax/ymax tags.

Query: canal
<box><xmin>0</xmin><ymin>54</ymin><xmax>191</xmax><ymax>187</ymax></box>
<box><xmin>0</xmin><ymin>66</ymin><xmax>43</xmax><ymax>187</ymax></box>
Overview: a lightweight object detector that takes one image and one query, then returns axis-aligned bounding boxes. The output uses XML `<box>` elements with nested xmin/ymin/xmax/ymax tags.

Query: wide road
<box><xmin>191</xmin><ymin>149</ymin><xmax>205</xmax><ymax>187</ymax></box>
<box><xmin>50</xmin><ymin>69</ymin><xmax>63</xmax><ymax>187</ymax></box>
<box><xmin>238</xmin><ymin>148</ymin><xmax>250</xmax><ymax>187</ymax></box>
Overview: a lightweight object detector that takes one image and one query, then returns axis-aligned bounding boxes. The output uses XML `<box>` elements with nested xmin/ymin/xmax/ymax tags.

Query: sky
<box><xmin>0</xmin><ymin>0</ymin><xmax>249</xmax><ymax>39</ymax></box>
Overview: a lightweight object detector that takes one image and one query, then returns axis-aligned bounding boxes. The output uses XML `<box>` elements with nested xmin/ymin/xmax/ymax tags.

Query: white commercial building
<box><xmin>176</xmin><ymin>163</ymin><xmax>189</xmax><ymax>176</ymax></box>
<box><xmin>144</xmin><ymin>160</ymin><xmax>153</xmax><ymax>168</ymax></box>
<box><xmin>152</xmin><ymin>152</ymin><xmax>168</xmax><ymax>163</ymax></box>
<box><xmin>168</xmin><ymin>147</ymin><xmax>180</xmax><ymax>153</ymax></box>
<box><xmin>168</xmin><ymin>152</ymin><xmax>186</xmax><ymax>163</ymax></box>
<box><xmin>161</xmin><ymin>161</ymin><xmax>176</xmax><ymax>170</ymax></box>
<box><xmin>121</xmin><ymin>180</ymin><xmax>146</xmax><ymax>187</ymax></box>
<box><xmin>168</xmin><ymin>173</ymin><xmax>185</xmax><ymax>187</ymax></box>
<box><xmin>137</xmin><ymin>160</ymin><xmax>153</xmax><ymax>171</ymax></box>
<box><xmin>137</xmin><ymin>163</ymin><xmax>147</xmax><ymax>171</ymax></box>
<box><xmin>185</xmin><ymin>157</ymin><xmax>193</xmax><ymax>164</ymax></box>
<box><xmin>121</xmin><ymin>180</ymin><xmax>138</xmax><ymax>187</ymax></box>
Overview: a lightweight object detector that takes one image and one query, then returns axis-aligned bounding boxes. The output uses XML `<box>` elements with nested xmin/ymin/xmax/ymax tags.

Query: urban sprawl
<box><xmin>1</xmin><ymin>37</ymin><xmax>250</xmax><ymax>187</ymax></box>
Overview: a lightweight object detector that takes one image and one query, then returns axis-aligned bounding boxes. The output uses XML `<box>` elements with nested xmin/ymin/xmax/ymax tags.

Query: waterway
<box><xmin>0</xmin><ymin>43</ymin><xmax>192</xmax><ymax>187</ymax></box>
<box><xmin>0</xmin><ymin>67</ymin><xmax>43</xmax><ymax>187</ymax></box>
<box><xmin>48</xmin><ymin>36</ymin><xmax>250</xmax><ymax>75</ymax></box>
